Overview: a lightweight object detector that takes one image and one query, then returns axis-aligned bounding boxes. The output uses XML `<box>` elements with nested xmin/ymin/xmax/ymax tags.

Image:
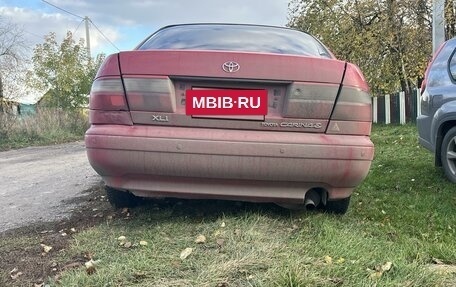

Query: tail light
<box><xmin>89</xmin><ymin>54</ymin><xmax>133</xmax><ymax>125</ymax></box>
<box><xmin>90</xmin><ymin>78</ymin><xmax>128</xmax><ymax>110</ymax></box>
<box><xmin>422</xmin><ymin>41</ymin><xmax>446</xmax><ymax>93</ymax></box>
<box><xmin>327</xmin><ymin>63</ymin><xmax>372</xmax><ymax>136</ymax></box>
<box><xmin>123</xmin><ymin>76</ymin><xmax>176</xmax><ymax>112</ymax></box>
<box><xmin>89</xmin><ymin>77</ymin><xmax>132</xmax><ymax>125</ymax></box>
<box><xmin>283</xmin><ymin>82</ymin><xmax>339</xmax><ymax>119</ymax></box>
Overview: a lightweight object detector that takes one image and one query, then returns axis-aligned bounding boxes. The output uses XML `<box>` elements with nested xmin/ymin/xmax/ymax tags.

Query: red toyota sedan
<box><xmin>85</xmin><ymin>24</ymin><xmax>374</xmax><ymax>214</ymax></box>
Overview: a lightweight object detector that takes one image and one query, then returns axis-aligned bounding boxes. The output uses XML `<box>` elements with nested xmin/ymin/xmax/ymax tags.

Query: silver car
<box><xmin>418</xmin><ymin>37</ymin><xmax>456</xmax><ymax>182</ymax></box>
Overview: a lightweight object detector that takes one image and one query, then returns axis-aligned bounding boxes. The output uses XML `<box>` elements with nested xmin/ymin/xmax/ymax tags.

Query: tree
<box><xmin>288</xmin><ymin>0</ymin><xmax>432</xmax><ymax>95</ymax></box>
<box><xmin>445</xmin><ymin>0</ymin><xmax>456</xmax><ymax>39</ymax></box>
<box><xmin>0</xmin><ymin>17</ymin><xmax>26</xmax><ymax>102</ymax></box>
<box><xmin>29</xmin><ymin>31</ymin><xmax>105</xmax><ymax>110</ymax></box>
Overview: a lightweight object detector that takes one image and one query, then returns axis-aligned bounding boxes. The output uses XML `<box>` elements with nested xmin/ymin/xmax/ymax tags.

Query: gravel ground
<box><xmin>0</xmin><ymin>141</ymin><xmax>101</xmax><ymax>232</ymax></box>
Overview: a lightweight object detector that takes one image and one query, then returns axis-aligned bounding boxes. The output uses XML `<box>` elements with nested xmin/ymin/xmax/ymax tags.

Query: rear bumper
<box><xmin>417</xmin><ymin>115</ymin><xmax>434</xmax><ymax>152</ymax></box>
<box><xmin>85</xmin><ymin>125</ymin><xmax>374</xmax><ymax>203</ymax></box>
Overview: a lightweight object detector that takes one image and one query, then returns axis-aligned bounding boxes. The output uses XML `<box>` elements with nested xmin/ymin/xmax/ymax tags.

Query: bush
<box><xmin>0</xmin><ymin>113</ymin><xmax>16</xmax><ymax>139</ymax></box>
<box><xmin>0</xmin><ymin>108</ymin><xmax>89</xmax><ymax>150</ymax></box>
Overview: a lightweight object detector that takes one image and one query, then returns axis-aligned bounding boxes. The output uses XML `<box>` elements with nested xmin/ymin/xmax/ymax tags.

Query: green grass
<box><xmin>0</xmin><ymin>109</ymin><xmax>88</xmax><ymax>151</ymax></box>
<box><xmin>53</xmin><ymin>124</ymin><xmax>456</xmax><ymax>286</ymax></box>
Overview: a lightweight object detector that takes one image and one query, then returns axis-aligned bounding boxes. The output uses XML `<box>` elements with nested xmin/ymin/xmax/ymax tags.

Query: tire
<box><xmin>325</xmin><ymin>197</ymin><xmax>350</xmax><ymax>214</ymax></box>
<box><xmin>441</xmin><ymin>127</ymin><xmax>456</xmax><ymax>183</ymax></box>
<box><xmin>105</xmin><ymin>186</ymin><xmax>141</xmax><ymax>208</ymax></box>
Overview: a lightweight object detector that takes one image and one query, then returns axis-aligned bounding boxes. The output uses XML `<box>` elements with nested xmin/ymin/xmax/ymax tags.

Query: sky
<box><xmin>0</xmin><ymin>0</ymin><xmax>291</xmax><ymax>57</ymax></box>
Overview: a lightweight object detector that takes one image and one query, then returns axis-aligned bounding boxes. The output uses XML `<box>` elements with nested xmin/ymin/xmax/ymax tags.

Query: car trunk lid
<box><xmin>100</xmin><ymin>50</ymin><xmax>347</xmax><ymax>133</ymax></box>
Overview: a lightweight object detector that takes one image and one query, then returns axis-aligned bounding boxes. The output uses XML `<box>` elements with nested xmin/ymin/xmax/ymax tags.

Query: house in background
<box><xmin>18</xmin><ymin>103</ymin><xmax>36</xmax><ymax>116</ymax></box>
<box><xmin>0</xmin><ymin>97</ymin><xmax>37</xmax><ymax>116</ymax></box>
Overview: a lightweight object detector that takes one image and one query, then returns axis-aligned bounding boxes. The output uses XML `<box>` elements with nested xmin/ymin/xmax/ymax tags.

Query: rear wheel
<box><xmin>441</xmin><ymin>127</ymin><xmax>456</xmax><ymax>183</ymax></box>
<box><xmin>325</xmin><ymin>197</ymin><xmax>350</xmax><ymax>214</ymax></box>
<box><xmin>105</xmin><ymin>186</ymin><xmax>141</xmax><ymax>208</ymax></box>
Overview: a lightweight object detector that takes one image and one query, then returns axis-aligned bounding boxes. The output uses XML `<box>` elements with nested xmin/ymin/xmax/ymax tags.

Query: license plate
<box><xmin>186</xmin><ymin>89</ymin><xmax>268</xmax><ymax>116</ymax></box>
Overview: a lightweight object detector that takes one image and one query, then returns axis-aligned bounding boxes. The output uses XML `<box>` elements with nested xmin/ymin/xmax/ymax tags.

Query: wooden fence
<box><xmin>372</xmin><ymin>89</ymin><xmax>421</xmax><ymax>124</ymax></box>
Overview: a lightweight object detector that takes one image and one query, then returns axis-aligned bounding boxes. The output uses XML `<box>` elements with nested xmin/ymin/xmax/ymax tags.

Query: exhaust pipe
<box><xmin>304</xmin><ymin>189</ymin><xmax>321</xmax><ymax>210</ymax></box>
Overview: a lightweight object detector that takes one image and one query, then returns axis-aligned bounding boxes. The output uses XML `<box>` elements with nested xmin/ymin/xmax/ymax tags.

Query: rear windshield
<box><xmin>428</xmin><ymin>38</ymin><xmax>456</xmax><ymax>87</ymax></box>
<box><xmin>137</xmin><ymin>24</ymin><xmax>332</xmax><ymax>58</ymax></box>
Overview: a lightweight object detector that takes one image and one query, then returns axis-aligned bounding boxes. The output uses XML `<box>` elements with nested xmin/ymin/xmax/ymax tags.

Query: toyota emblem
<box><xmin>222</xmin><ymin>61</ymin><xmax>240</xmax><ymax>73</ymax></box>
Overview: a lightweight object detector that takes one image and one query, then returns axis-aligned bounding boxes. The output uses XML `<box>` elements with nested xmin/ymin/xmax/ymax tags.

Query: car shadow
<box><xmin>131</xmin><ymin>197</ymin><xmax>310</xmax><ymax>223</ymax></box>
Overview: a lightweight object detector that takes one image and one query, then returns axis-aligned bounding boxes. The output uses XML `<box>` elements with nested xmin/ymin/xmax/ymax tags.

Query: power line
<box><xmin>89</xmin><ymin>19</ymin><xmax>120</xmax><ymax>51</ymax></box>
<box><xmin>40</xmin><ymin>0</ymin><xmax>120</xmax><ymax>52</ymax></box>
<box><xmin>40</xmin><ymin>0</ymin><xmax>84</xmax><ymax>20</ymax></box>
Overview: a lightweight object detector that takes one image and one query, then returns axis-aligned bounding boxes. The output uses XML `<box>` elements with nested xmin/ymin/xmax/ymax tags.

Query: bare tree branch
<box><xmin>0</xmin><ymin>17</ymin><xmax>28</xmax><ymax>101</ymax></box>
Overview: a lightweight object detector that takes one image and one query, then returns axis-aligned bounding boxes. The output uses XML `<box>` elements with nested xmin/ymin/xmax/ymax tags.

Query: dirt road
<box><xmin>0</xmin><ymin>142</ymin><xmax>101</xmax><ymax>232</ymax></box>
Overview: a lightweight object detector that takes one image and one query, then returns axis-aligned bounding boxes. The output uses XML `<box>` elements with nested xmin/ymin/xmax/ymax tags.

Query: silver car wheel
<box><xmin>441</xmin><ymin>127</ymin><xmax>456</xmax><ymax>183</ymax></box>
<box><xmin>446</xmin><ymin>136</ymin><xmax>456</xmax><ymax>175</ymax></box>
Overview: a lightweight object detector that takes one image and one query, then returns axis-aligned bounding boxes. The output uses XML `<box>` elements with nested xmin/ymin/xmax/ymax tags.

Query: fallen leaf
<box><xmin>121</xmin><ymin>208</ymin><xmax>129</xmax><ymax>214</ymax></box>
<box><xmin>336</xmin><ymin>257</ymin><xmax>345</xmax><ymax>264</ymax></box>
<box><xmin>324</xmin><ymin>255</ymin><xmax>333</xmax><ymax>264</ymax></box>
<box><xmin>139</xmin><ymin>240</ymin><xmax>148</xmax><ymax>246</ymax></box>
<box><xmin>195</xmin><ymin>235</ymin><xmax>206</xmax><ymax>244</ymax></box>
<box><xmin>220</xmin><ymin>222</ymin><xmax>226</xmax><ymax>228</ymax></box>
<box><xmin>180</xmin><ymin>247</ymin><xmax>193</xmax><ymax>260</ymax></box>
<box><xmin>117</xmin><ymin>236</ymin><xmax>126</xmax><ymax>241</ymax></box>
<box><xmin>123</xmin><ymin>241</ymin><xmax>132</xmax><ymax>248</ymax></box>
<box><xmin>70</xmin><ymin>228</ymin><xmax>76</xmax><ymax>233</ymax></box>
<box><xmin>370</xmin><ymin>271</ymin><xmax>383</xmax><ymax>279</ymax></box>
<box><xmin>34</xmin><ymin>283</ymin><xmax>44</xmax><ymax>287</ymax></box>
<box><xmin>10</xmin><ymin>272</ymin><xmax>22</xmax><ymax>280</ymax></box>
<box><xmin>85</xmin><ymin>259</ymin><xmax>100</xmax><ymax>275</ymax></box>
<box><xmin>60</xmin><ymin>232</ymin><xmax>67</xmax><ymax>237</ymax></box>
<box><xmin>381</xmin><ymin>261</ymin><xmax>393</xmax><ymax>272</ymax></box>
<box><xmin>40</xmin><ymin>244</ymin><xmax>53</xmax><ymax>253</ymax></box>
<box><xmin>368</xmin><ymin>261</ymin><xmax>393</xmax><ymax>279</ymax></box>
<box><xmin>84</xmin><ymin>259</ymin><xmax>99</xmax><ymax>268</ymax></box>
<box><xmin>10</xmin><ymin>268</ymin><xmax>23</xmax><ymax>280</ymax></box>
<box><xmin>216</xmin><ymin>238</ymin><xmax>225</xmax><ymax>247</ymax></box>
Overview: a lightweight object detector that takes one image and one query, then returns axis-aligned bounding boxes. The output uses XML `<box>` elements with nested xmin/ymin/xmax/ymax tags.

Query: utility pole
<box><xmin>84</xmin><ymin>16</ymin><xmax>91</xmax><ymax>58</ymax></box>
<box><xmin>433</xmin><ymin>0</ymin><xmax>445</xmax><ymax>54</ymax></box>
